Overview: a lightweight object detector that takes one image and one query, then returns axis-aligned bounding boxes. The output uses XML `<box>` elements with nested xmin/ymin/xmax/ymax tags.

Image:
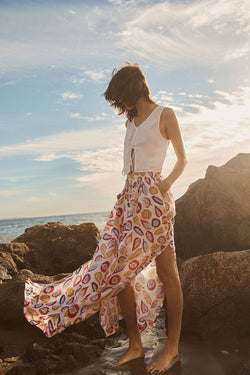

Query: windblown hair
<box><xmin>102</xmin><ymin>62</ymin><xmax>155</xmax><ymax>122</ymax></box>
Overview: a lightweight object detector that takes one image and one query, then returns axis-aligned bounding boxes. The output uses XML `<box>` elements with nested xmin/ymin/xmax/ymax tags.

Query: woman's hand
<box><xmin>155</xmin><ymin>180</ymin><xmax>171</xmax><ymax>198</ymax></box>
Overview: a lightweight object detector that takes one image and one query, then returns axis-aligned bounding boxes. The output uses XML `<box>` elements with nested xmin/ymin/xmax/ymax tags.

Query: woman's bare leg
<box><xmin>147</xmin><ymin>245</ymin><xmax>183</xmax><ymax>373</ymax></box>
<box><xmin>114</xmin><ymin>283</ymin><xmax>144</xmax><ymax>366</ymax></box>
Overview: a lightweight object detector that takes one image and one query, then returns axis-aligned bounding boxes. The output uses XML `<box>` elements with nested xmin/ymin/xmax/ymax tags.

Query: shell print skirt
<box><xmin>24</xmin><ymin>171</ymin><xmax>176</xmax><ymax>338</ymax></box>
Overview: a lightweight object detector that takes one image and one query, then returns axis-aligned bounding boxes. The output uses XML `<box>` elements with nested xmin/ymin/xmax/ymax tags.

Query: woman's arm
<box><xmin>156</xmin><ymin>107</ymin><xmax>188</xmax><ymax>196</ymax></box>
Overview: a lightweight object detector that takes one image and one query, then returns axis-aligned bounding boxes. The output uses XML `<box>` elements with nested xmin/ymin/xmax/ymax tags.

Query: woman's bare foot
<box><xmin>113</xmin><ymin>345</ymin><xmax>145</xmax><ymax>367</ymax></box>
<box><xmin>147</xmin><ymin>345</ymin><xmax>179</xmax><ymax>374</ymax></box>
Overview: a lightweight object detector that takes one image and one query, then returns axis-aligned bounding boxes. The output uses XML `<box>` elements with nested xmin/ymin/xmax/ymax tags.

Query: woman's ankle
<box><xmin>164</xmin><ymin>338</ymin><xmax>179</xmax><ymax>352</ymax></box>
<box><xmin>128</xmin><ymin>341</ymin><xmax>144</xmax><ymax>351</ymax></box>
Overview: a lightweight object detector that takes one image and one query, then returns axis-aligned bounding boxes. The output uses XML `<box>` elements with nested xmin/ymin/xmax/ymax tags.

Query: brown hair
<box><xmin>102</xmin><ymin>62</ymin><xmax>155</xmax><ymax>122</ymax></box>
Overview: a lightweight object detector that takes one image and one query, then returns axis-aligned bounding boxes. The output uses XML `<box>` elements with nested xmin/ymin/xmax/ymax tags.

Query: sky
<box><xmin>0</xmin><ymin>0</ymin><xmax>249</xmax><ymax>219</ymax></box>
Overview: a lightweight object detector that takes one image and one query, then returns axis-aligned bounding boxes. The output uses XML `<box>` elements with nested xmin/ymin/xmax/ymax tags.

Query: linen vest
<box><xmin>122</xmin><ymin>105</ymin><xmax>170</xmax><ymax>175</ymax></box>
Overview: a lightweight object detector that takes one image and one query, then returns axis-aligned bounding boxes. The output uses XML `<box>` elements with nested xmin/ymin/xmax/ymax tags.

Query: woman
<box><xmin>23</xmin><ymin>62</ymin><xmax>187</xmax><ymax>374</ymax></box>
<box><xmin>103</xmin><ymin>62</ymin><xmax>186</xmax><ymax>373</ymax></box>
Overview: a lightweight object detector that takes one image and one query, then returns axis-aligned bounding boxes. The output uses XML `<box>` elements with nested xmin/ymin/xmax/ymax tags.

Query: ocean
<box><xmin>0</xmin><ymin>211</ymin><xmax>111</xmax><ymax>243</ymax></box>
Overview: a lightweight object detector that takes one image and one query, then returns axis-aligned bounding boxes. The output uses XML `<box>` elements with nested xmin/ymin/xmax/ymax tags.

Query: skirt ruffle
<box><xmin>24</xmin><ymin>171</ymin><xmax>176</xmax><ymax>338</ymax></box>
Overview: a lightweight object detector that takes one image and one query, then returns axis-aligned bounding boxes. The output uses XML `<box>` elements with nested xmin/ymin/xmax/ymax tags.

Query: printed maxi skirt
<box><xmin>24</xmin><ymin>171</ymin><xmax>176</xmax><ymax>338</ymax></box>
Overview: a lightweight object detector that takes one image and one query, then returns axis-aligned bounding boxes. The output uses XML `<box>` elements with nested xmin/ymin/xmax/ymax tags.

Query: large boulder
<box><xmin>11</xmin><ymin>222</ymin><xmax>100</xmax><ymax>275</ymax></box>
<box><xmin>175</xmin><ymin>153</ymin><xmax>250</xmax><ymax>260</ymax></box>
<box><xmin>179</xmin><ymin>249</ymin><xmax>250</xmax><ymax>338</ymax></box>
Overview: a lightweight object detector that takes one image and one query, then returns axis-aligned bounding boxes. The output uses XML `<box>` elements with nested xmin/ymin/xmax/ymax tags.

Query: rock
<box><xmin>61</xmin><ymin>342</ymin><xmax>103</xmax><ymax>363</ymax></box>
<box><xmin>179</xmin><ymin>249</ymin><xmax>250</xmax><ymax>338</ymax></box>
<box><xmin>0</xmin><ymin>251</ymin><xmax>18</xmax><ymax>281</ymax></box>
<box><xmin>5</xmin><ymin>367</ymin><xmax>38</xmax><ymax>375</ymax></box>
<box><xmin>0</xmin><ymin>243</ymin><xmax>30</xmax><ymax>258</ymax></box>
<box><xmin>28</xmin><ymin>343</ymin><xmax>51</xmax><ymax>361</ymax></box>
<box><xmin>235</xmin><ymin>358</ymin><xmax>250</xmax><ymax>375</ymax></box>
<box><xmin>11</xmin><ymin>222</ymin><xmax>100</xmax><ymax>275</ymax></box>
<box><xmin>0</xmin><ymin>265</ymin><xmax>12</xmax><ymax>282</ymax></box>
<box><xmin>0</xmin><ymin>269</ymin><xmax>70</xmax><ymax>323</ymax></box>
<box><xmin>51</xmin><ymin>354</ymin><xmax>77</xmax><ymax>374</ymax></box>
<box><xmin>37</xmin><ymin>357</ymin><xmax>57</xmax><ymax>372</ymax></box>
<box><xmin>24</xmin><ymin>335</ymin><xmax>103</xmax><ymax>374</ymax></box>
<box><xmin>175</xmin><ymin>153</ymin><xmax>250</xmax><ymax>260</ymax></box>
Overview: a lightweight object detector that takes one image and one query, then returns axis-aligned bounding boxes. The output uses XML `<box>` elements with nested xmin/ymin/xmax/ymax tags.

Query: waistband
<box><xmin>125</xmin><ymin>171</ymin><xmax>163</xmax><ymax>184</ymax></box>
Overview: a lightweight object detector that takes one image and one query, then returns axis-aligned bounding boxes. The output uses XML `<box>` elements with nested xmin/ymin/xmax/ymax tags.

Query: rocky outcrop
<box><xmin>174</xmin><ymin>153</ymin><xmax>250</xmax><ymax>260</ymax></box>
<box><xmin>178</xmin><ymin>249</ymin><xmax>250</xmax><ymax>338</ymax></box>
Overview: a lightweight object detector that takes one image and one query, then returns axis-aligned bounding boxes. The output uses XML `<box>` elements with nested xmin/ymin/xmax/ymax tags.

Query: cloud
<box><xmin>157</xmin><ymin>85</ymin><xmax>250</xmax><ymax>153</ymax></box>
<box><xmin>60</xmin><ymin>91</ymin><xmax>83</xmax><ymax>100</ymax></box>
<box><xmin>70</xmin><ymin>112</ymin><xmax>109</xmax><ymax>120</ymax></box>
<box><xmin>26</xmin><ymin>192</ymin><xmax>57</xmax><ymax>202</ymax></box>
<box><xmin>0</xmin><ymin>120</ymin><xmax>126</xmax><ymax>168</ymax></box>
<box><xmin>70</xmin><ymin>113</ymin><xmax>82</xmax><ymax>118</ymax></box>
<box><xmin>74</xmin><ymin>170</ymin><xmax>125</xmax><ymax>195</ymax></box>
<box><xmin>71</xmin><ymin>76</ymin><xmax>86</xmax><ymax>85</ymax></box>
<box><xmin>0</xmin><ymin>190</ymin><xmax>23</xmax><ymax>197</ymax></box>
<box><xmin>71</xmin><ymin>69</ymin><xmax>110</xmax><ymax>85</ymax></box>
<box><xmin>0</xmin><ymin>79</ymin><xmax>19</xmax><ymax>87</ymax></box>
<box><xmin>0</xmin><ymin>0</ymin><xmax>248</xmax><ymax>73</ymax></box>
<box><xmin>107</xmin><ymin>0</ymin><xmax>151</xmax><ymax>6</ymax></box>
<box><xmin>83</xmin><ymin>70</ymin><xmax>106</xmax><ymax>82</ymax></box>
<box><xmin>0</xmin><ymin>176</ymin><xmax>26</xmax><ymax>182</ymax></box>
<box><xmin>72</xmin><ymin>145</ymin><xmax>123</xmax><ymax>174</ymax></box>
<box><xmin>223</xmin><ymin>42</ymin><xmax>250</xmax><ymax>61</ymax></box>
<box><xmin>115</xmin><ymin>0</ymin><xmax>250</xmax><ymax>70</ymax></box>
<box><xmin>0</xmin><ymin>3</ymin><xmax>116</xmax><ymax>73</ymax></box>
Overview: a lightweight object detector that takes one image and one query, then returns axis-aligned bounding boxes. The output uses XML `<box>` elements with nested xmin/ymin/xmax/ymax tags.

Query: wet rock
<box><xmin>52</xmin><ymin>354</ymin><xmax>77</xmax><ymax>374</ymax></box>
<box><xmin>179</xmin><ymin>249</ymin><xmax>250</xmax><ymax>338</ymax></box>
<box><xmin>24</xmin><ymin>337</ymin><xmax>102</xmax><ymax>374</ymax></box>
<box><xmin>27</xmin><ymin>342</ymin><xmax>51</xmax><ymax>361</ymax></box>
<box><xmin>61</xmin><ymin>342</ymin><xmax>103</xmax><ymax>363</ymax></box>
<box><xmin>175</xmin><ymin>153</ymin><xmax>250</xmax><ymax>260</ymax></box>
<box><xmin>235</xmin><ymin>358</ymin><xmax>250</xmax><ymax>375</ymax></box>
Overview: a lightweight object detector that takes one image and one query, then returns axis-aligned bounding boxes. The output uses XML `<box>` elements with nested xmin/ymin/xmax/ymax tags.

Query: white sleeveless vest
<box><xmin>122</xmin><ymin>105</ymin><xmax>170</xmax><ymax>175</ymax></box>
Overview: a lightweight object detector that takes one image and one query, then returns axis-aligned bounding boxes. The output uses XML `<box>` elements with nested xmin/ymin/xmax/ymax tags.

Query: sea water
<box><xmin>0</xmin><ymin>211</ymin><xmax>111</xmax><ymax>243</ymax></box>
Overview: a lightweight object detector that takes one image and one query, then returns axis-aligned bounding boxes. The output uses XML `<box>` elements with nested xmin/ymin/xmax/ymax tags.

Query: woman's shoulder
<box><xmin>161</xmin><ymin>106</ymin><xmax>175</xmax><ymax>116</ymax></box>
